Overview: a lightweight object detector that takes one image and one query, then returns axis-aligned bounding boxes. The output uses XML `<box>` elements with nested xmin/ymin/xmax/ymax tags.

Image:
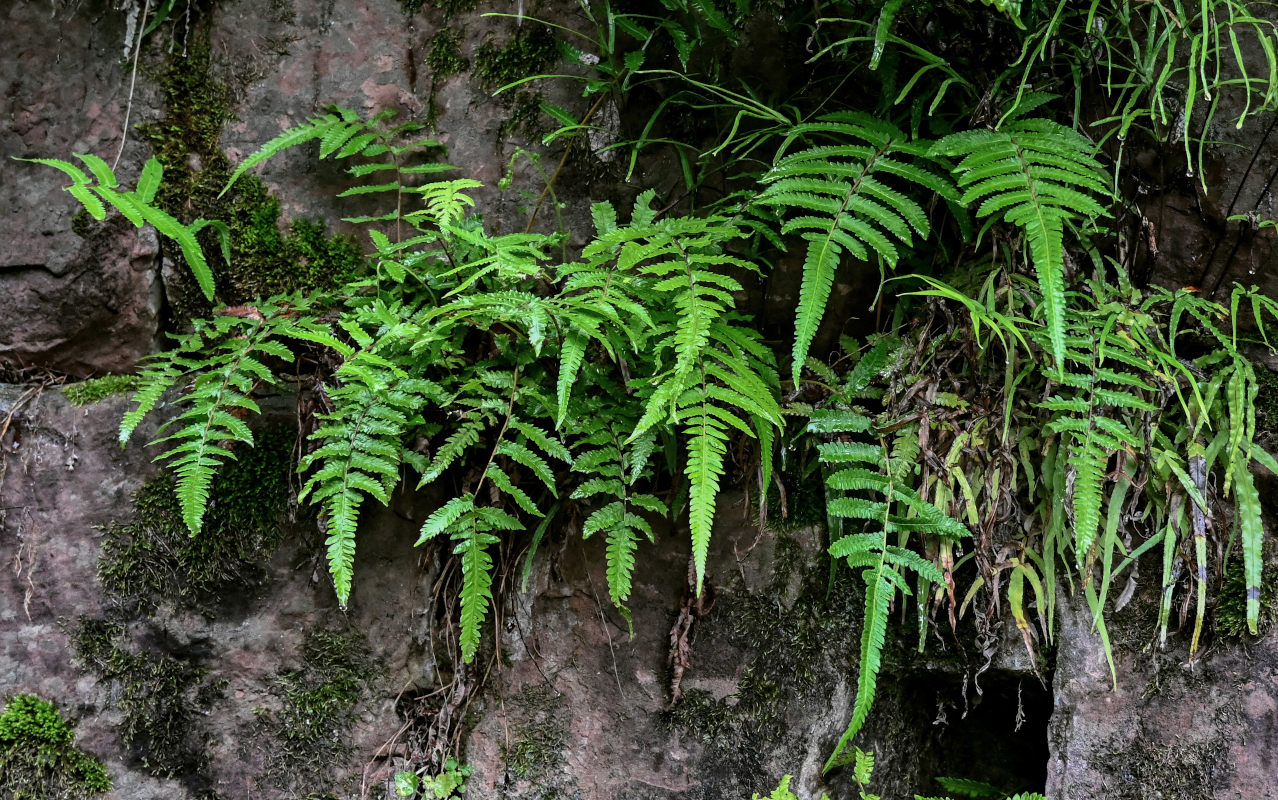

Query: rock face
<box><xmin>1048</xmin><ymin>590</ymin><xmax>1278</xmax><ymax>799</ymax></box>
<box><xmin>3</xmin><ymin>1</ymin><xmax>1278</xmax><ymax>799</ymax></box>
<box><xmin>0</xmin><ymin>4</ymin><xmax>162</xmax><ymax>377</ymax></box>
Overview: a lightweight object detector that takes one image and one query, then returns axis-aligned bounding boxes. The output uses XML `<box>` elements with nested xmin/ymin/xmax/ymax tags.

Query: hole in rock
<box><xmin>907</xmin><ymin>669</ymin><xmax>1052</xmax><ymax>796</ymax></box>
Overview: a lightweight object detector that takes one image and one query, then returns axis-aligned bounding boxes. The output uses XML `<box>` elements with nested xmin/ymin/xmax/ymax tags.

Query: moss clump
<box><xmin>139</xmin><ymin>36</ymin><xmax>362</xmax><ymax>322</ymax></box>
<box><xmin>421</xmin><ymin>0</ymin><xmax>480</xmax><ymax>18</ymax></box>
<box><xmin>1215</xmin><ymin>550</ymin><xmax>1278</xmax><ymax>637</ymax></box>
<box><xmin>427</xmin><ymin>29</ymin><xmax>470</xmax><ymax>80</ymax></box>
<box><xmin>501</xmin><ymin>685</ymin><xmax>565</xmax><ymax>780</ymax></box>
<box><xmin>473</xmin><ymin>27</ymin><xmax>558</xmax><ymax>89</ymax></box>
<box><xmin>61</xmin><ymin>375</ymin><xmax>142</xmax><ymax>407</ymax></box>
<box><xmin>264</xmin><ymin>627</ymin><xmax>372</xmax><ymax>792</ymax></box>
<box><xmin>71</xmin><ymin>619</ymin><xmax>218</xmax><ymax>781</ymax></box>
<box><xmin>0</xmin><ymin>694</ymin><xmax>111</xmax><ymax>799</ymax></box>
<box><xmin>764</xmin><ymin>468</ymin><xmax>829</xmax><ymax>533</ymax></box>
<box><xmin>1256</xmin><ymin>365</ymin><xmax>1278</xmax><ymax>435</ymax></box>
<box><xmin>71</xmin><ymin>208</ymin><xmax>99</xmax><ymax>238</ymax></box>
<box><xmin>661</xmin><ymin>539</ymin><xmax>861</xmax><ymax>793</ymax></box>
<box><xmin>97</xmin><ymin>426</ymin><xmax>294</xmax><ymax>613</ymax></box>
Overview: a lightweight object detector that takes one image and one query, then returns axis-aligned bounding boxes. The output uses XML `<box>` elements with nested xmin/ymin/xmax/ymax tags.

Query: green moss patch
<box><xmin>71</xmin><ymin>618</ymin><xmax>220</xmax><ymax>782</ymax></box>
<box><xmin>140</xmin><ymin>37</ymin><xmax>363</xmax><ymax>321</ymax></box>
<box><xmin>473</xmin><ymin>27</ymin><xmax>558</xmax><ymax>89</ymax></box>
<box><xmin>0</xmin><ymin>694</ymin><xmax>111</xmax><ymax>799</ymax></box>
<box><xmin>501</xmin><ymin>685</ymin><xmax>566</xmax><ymax>780</ymax></box>
<box><xmin>263</xmin><ymin>627</ymin><xmax>373</xmax><ymax>792</ymax></box>
<box><xmin>61</xmin><ymin>375</ymin><xmax>142</xmax><ymax>407</ymax></box>
<box><xmin>97</xmin><ymin>426</ymin><xmax>294</xmax><ymax>613</ymax></box>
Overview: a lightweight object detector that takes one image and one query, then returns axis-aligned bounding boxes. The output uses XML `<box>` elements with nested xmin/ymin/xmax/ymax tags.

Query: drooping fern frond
<box><xmin>146</xmin><ymin>311</ymin><xmax>298</xmax><ymax>535</ymax></box>
<box><xmin>300</xmin><ymin>354</ymin><xmax>441</xmax><ymax>605</ymax></box>
<box><xmin>754</xmin><ymin>113</ymin><xmax>957</xmax><ymax>384</ymax></box>
<box><xmin>20</xmin><ymin>154</ymin><xmax>226</xmax><ymax>300</ymax></box>
<box><xmin>813</xmin><ymin>402</ymin><xmax>967</xmax><ymax>772</ymax></box>
<box><xmin>580</xmin><ymin>195</ymin><xmax>783</xmax><ymax>597</ymax></box>
<box><xmin>932</xmin><ymin>119</ymin><xmax>1112</xmax><ymax>377</ymax></box>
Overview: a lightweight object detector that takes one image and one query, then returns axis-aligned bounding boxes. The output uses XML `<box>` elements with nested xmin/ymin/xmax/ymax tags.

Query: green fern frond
<box><xmin>756</xmin><ymin>117</ymin><xmax>949</xmax><ymax>384</ymax></box>
<box><xmin>221</xmin><ymin>107</ymin><xmax>360</xmax><ymax>196</ymax></box>
<box><xmin>300</xmin><ymin>362</ymin><xmax>434</xmax><ymax>605</ymax></box>
<box><xmin>933</xmin><ymin>119</ymin><xmax>1112</xmax><ymax>376</ymax></box>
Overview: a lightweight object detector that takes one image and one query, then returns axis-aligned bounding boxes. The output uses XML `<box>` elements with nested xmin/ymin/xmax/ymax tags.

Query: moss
<box><xmin>427</xmin><ymin>29</ymin><xmax>470</xmax><ymax>80</ymax></box>
<box><xmin>0</xmin><ymin>694</ymin><xmax>111</xmax><ymax>799</ymax></box>
<box><xmin>71</xmin><ymin>618</ymin><xmax>217</xmax><ymax>783</ymax></box>
<box><xmin>473</xmin><ymin>27</ymin><xmax>558</xmax><ymax>90</ymax></box>
<box><xmin>61</xmin><ymin>375</ymin><xmax>142</xmax><ymax>407</ymax></box>
<box><xmin>1214</xmin><ymin>548</ymin><xmax>1278</xmax><ymax>637</ymax></box>
<box><xmin>139</xmin><ymin>36</ymin><xmax>363</xmax><ymax>322</ymax></box>
<box><xmin>764</xmin><ymin>468</ymin><xmax>829</xmax><ymax>533</ymax></box>
<box><xmin>428</xmin><ymin>0</ymin><xmax>481</xmax><ymax>18</ymax></box>
<box><xmin>97</xmin><ymin>426</ymin><xmax>294</xmax><ymax>613</ymax></box>
<box><xmin>661</xmin><ymin>543</ymin><xmax>861</xmax><ymax>793</ymax></box>
<box><xmin>501</xmin><ymin>685</ymin><xmax>565</xmax><ymax>780</ymax></box>
<box><xmin>264</xmin><ymin>627</ymin><xmax>372</xmax><ymax>792</ymax></box>
<box><xmin>71</xmin><ymin>209</ymin><xmax>99</xmax><ymax>238</ymax></box>
<box><xmin>1255</xmin><ymin>364</ymin><xmax>1278</xmax><ymax>435</ymax></box>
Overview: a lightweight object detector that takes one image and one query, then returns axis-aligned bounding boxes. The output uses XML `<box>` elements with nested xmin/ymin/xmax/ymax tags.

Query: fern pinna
<box><xmin>753</xmin><ymin>113</ymin><xmax>957</xmax><ymax>384</ymax></box>
<box><xmin>932</xmin><ymin>118</ymin><xmax>1112</xmax><ymax>377</ymax></box>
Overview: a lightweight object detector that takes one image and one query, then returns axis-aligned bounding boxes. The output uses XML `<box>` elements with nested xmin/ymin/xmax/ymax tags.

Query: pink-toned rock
<box><xmin>1</xmin><ymin>4</ymin><xmax>161</xmax><ymax>377</ymax></box>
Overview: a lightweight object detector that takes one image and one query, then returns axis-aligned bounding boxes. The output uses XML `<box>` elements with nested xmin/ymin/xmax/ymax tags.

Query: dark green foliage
<box><xmin>0</xmin><ymin>694</ymin><xmax>111</xmax><ymax>799</ymax></box>
<box><xmin>97</xmin><ymin>426</ymin><xmax>293</xmax><ymax>612</ymax></box>
<box><xmin>473</xmin><ymin>27</ymin><xmax>558</xmax><ymax>89</ymax></box>
<box><xmin>426</xmin><ymin>29</ymin><xmax>469</xmax><ymax>79</ymax></box>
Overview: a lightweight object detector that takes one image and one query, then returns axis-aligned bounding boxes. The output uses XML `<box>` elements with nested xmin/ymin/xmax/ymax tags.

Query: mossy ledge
<box><xmin>0</xmin><ymin>694</ymin><xmax>112</xmax><ymax>799</ymax></box>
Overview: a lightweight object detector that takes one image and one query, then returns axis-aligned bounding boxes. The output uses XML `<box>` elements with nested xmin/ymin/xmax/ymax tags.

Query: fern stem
<box><xmin>524</xmin><ymin>92</ymin><xmax>609</xmax><ymax>233</ymax></box>
<box><xmin>471</xmin><ymin>366</ymin><xmax>521</xmax><ymax>503</ymax></box>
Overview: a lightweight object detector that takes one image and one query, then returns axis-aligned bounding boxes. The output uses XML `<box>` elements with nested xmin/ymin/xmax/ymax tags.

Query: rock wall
<box><xmin>2</xmin><ymin>1</ymin><xmax>1277</xmax><ymax>799</ymax></box>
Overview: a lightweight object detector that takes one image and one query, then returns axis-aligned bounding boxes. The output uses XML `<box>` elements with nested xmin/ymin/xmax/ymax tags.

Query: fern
<box><xmin>813</xmin><ymin>400</ymin><xmax>967</xmax><ymax>771</ymax></box>
<box><xmin>299</xmin><ymin>354</ymin><xmax>440</xmax><ymax>606</ymax></box>
<box><xmin>582</xmin><ymin>195</ymin><xmax>783</xmax><ymax>596</ymax></box>
<box><xmin>570</xmin><ymin>401</ymin><xmax>666</xmax><ymax>621</ymax></box>
<box><xmin>20</xmin><ymin>155</ymin><xmax>225</xmax><ymax>300</ymax></box>
<box><xmin>754</xmin><ymin>114</ymin><xmax>957</xmax><ymax>384</ymax></box>
<box><xmin>932</xmin><ymin>119</ymin><xmax>1112</xmax><ymax>377</ymax></box>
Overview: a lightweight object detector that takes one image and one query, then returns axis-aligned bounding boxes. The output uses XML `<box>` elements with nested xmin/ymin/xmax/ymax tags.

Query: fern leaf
<box><xmin>1070</xmin><ymin>432</ymin><xmax>1107</xmax><ymax>568</ymax></box>
<box><xmin>685</xmin><ymin>405</ymin><xmax>728</xmax><ymax>596</ymax></box>
<box><xmin>1235</xmin><ymin>457</ymin><xmax>1264</xmax><ymax>634</ymax></box>
<box><xmin>456</xmin><ymin>519</ymin><xmax>498</xmax><ymax>662</ymax></box>
<box><xmin>825</xmin><ymin>569</ymin><xmax>892</xmax><ymax>771</ymax></box>
<box><xmin>221</xmin><ymin>110</ymin><xmax>351</xmax><ymax>197</ymax></box>
<box><xmin>417</xmin><ymin>496</ymin><xmax>476</xmax><ymax>544</ymax></box>
<box><xmin>933</xmin><ymin>119</ymin><xmax>1111</xmax><ymax>376</ymax></box>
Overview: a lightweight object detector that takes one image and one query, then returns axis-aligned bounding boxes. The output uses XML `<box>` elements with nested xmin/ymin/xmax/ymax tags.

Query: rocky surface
<box><xmin>3</xmin><ymin>1</ymin><xmax>1278</xmax><ymax>799</ymax></box>
<box><xmin>1</xmin><ymin>4</ymin><xmax>162</xmax><ymax>377</ymax></box>
<box><xmin>1048</xmin><ymin>589</ymin><xmax>1278</xmax><ymax>799</ymax></box>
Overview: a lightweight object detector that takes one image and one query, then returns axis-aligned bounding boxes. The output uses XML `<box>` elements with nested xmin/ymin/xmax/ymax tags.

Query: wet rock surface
<box><xmin>2</xmin><ymin>1</ymin><xmax>1278</xmax><ymax>798</ymax></box>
